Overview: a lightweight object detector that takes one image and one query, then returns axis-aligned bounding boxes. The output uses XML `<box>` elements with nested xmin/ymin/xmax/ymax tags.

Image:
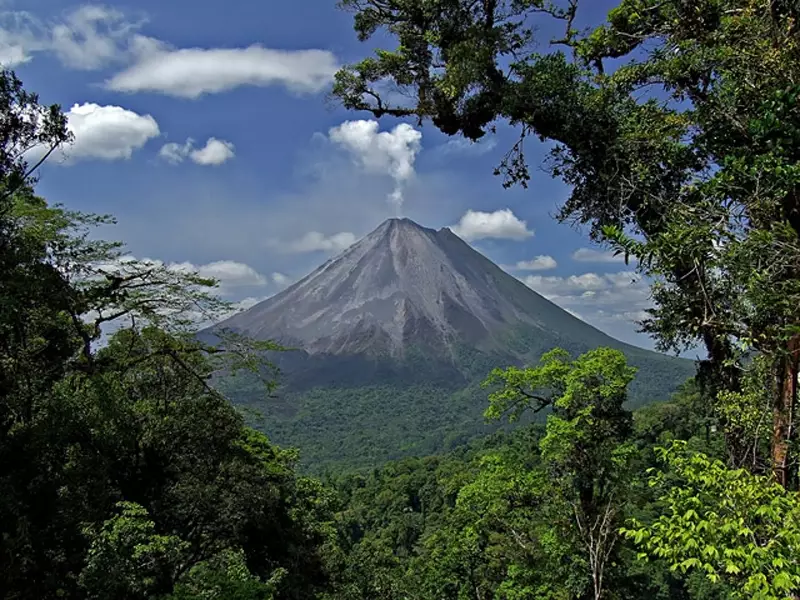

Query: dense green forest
<box><xmin>3</xmin><ymin>0</ymin><xmax>800</xmax><ymax>599</ymax></box>
<box><xmin>219</xmin><ymin>327</ymin><xmax>694</xmax><ymax>472</ymax></box>
<box><xmin>322</xmin><ymin>377</ymin><xmax>734</xmax><ymax>600</ymax></box>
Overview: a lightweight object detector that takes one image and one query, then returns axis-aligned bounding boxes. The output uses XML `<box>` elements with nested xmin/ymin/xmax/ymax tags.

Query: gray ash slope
<box><xmin>221</xmin><ymin>217</ymin><xmax>580</xmax><ymax>355</ymax></box>
<box><xmin>212</xmin><ymin>217</ymin><xmax>694</xmax><ymax>402</ymax></box>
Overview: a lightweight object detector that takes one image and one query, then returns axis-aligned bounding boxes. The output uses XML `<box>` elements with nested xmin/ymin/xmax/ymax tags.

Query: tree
<box><xmin>79</xmin><ymin>502</ymin><xmax>190</xmax><ymax>599</ymax></box>
<box><xmin>0</xmin><ymin>68</ymin><xmax>71</xmax><ymax>197</ymax></box>
<box><xmin>621</xmin><ymin>440</ymin><xmax>800</xmax><ymax>600</ymax></box>
<box><xmin>323</xmin><ymin>372</ymin><xmax>743</xmax><ymax>599</ymax></box>
<box><xmin>332</xmin><ymin>0</ymin><xmax>800</xmax><ymax>488</ymax></box>
<box><xmin>0</xmin><ymin>187</ymin><xmax>269</xmax><ymax>597</ymax></box>
<box><xmin>1</xmin><ymin>320</ymin><xmax>336</xmax><ymax>598</ymax></box>
<box><xmin>420</xmin><ymin>452</ymin><xmax>586</xmax><ymax>599</ymax></box>
<box><xmin>483</xmin><ymin>347</ymin><xmax>637</xmax><ymax>600</ymax></box>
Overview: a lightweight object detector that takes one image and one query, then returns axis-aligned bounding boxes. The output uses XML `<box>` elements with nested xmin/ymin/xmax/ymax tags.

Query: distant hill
<box><xmin>207</xmin><ymin>218</ymin><xmax>695</xmax><ymax>471</ymax></box>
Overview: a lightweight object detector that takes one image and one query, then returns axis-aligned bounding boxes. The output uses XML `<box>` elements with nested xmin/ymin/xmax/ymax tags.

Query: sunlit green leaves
<box><xmin>79</xmin><ymin>502</ymin><xmax>190</xmax><ymax>599</ymax></box>
<box><xmin>482</xmin><ymin>347</ymin><xmax>571</xmax><ymax>422</ymax></box>
<box><xmin>622</xmin><ymin>441</ymin><xmax>800</xmax><ymax>599</ymax></box>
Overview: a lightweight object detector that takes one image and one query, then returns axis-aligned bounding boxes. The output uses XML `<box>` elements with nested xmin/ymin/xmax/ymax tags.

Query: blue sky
<box><xmin>5</xmin><ymin>0</ymin><xmax>676</xmax><ymax>351</ymax></box>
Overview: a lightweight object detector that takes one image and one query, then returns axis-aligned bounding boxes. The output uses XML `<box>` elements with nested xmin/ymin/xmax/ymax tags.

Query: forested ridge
<box><xmin>3</xmin><ymin>0</ymin><xmax>800</xmax><ymax>599</ymax></box>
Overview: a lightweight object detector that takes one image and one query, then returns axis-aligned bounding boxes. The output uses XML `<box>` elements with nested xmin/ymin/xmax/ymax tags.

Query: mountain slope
<box><xmin>212</xmin><ymin>218</ymin><xmax>695</xmax><ymax>470</ymax></box>
<box><xmin>221</xmin><ymin>217</ymin><xmax>547</xmax><ymax>354</ymax></box>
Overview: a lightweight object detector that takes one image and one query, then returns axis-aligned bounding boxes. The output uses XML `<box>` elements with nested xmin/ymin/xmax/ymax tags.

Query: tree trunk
<box><xmin>773</xmin><ymin>334</ymin><xmax>800</xmax><ymax>488</ymax></box>
<box><xmin>697</xmin><ymin>329</ymin><xmax>746</xmax><ymax>467</ymax></box>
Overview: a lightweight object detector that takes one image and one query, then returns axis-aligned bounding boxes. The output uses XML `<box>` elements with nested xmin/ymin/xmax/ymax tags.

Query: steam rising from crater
<box><xmin>329</xmin><ymin>120</ymin><xmax>422</xmax><ymax>214</ymax></box>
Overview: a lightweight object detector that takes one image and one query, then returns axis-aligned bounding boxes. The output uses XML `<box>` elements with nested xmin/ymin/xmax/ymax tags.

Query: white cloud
<box><xmin>450</xmin><ymin>208</ymin><xmax>534</xmax><ymax>242</ymax></box>
<box><xmin>504</xmin><ymin>255</ymin><xmax>557</xmax><ymax>271</ymax></box>
<box><xmin>106</xmin><ymin>45</ymin><xmax>338</xmax><ymax>97</ymax></box>
<box><xmin>523</xmin><ymin>273</ymin><xmax>609</xmax><ymax>296</ymax></box>
<box><xmin>285</xmin><ymin>231</ymin><xmax>357</xmax><ymax>254</ymax></box>
<box><xmin>0</xmin><ymin>43</ymin><xmax>29</xmax><ymax>66</ymax></box>
<box><xmin>439</xmin><ymin>137</ymin><xmax>497</xmax><ymax>156</ymax></box>
<box><xmin>90</xmin><ymin>255</ymin><xmax>275</xmax><ymax>331</ymax></box>
<box><xmin>329</xmin><ymin>120</ymin><xmax>422</xmax><ymax>212</ymax></box>
<box><xmin>602</xmin><ymin>271</ymin><xmax>642</xmax><ymax>288</ymax></box>
<box><xmin>97</xmin><ymin>256</ymin><xmax>267</xmax><ymax>288</ymax></box>
<box><xmin>0</xmin><ymin>5</ymin><xmax>338</xmax><ymax>98</ymax></box>
<box><xmin>571</xmin><ymin>247</ymin><xmax>630</xmax><ymax>264</ymax></box>
<box><xmin>158</xmin><ymin>139</ymin><xmax>193</xmax><ymax>164</ymax></box>
<box><xmin>168</xmin><ymin>259</ymin><xmax>268</xmax><ymax>289</ymax></box>
<box><xmin>191</xmin><ymin>138</ymin><xmax>235</xmax><ymax>165</ymax></box>
<box><xmin>271</xmin><ymin>272</ymin><xmax>291</xmax><ymax>287</ymax></box>
<box><xmin>159</xmin><ymin>137</ymin><xmax>235</xmax><ymax>166</ymax></box>
<box><xmin>231</xmin><ymin>295</ymin><xmax>270</xmax><ymax>312</ymax></box>
<box><xmin>28</xmin><ymin>102</ymin><xmax>159</xmax><ymax>165</ymax></box>
<box><xmin>0</xmin><ymin>9</ymin><xmax>44</xmax><ymax>67</ymax></box>
<box><xmin>217</xmin><ymin>275</ymin><xmax>297</xmax><ymax>319</ymax></box>
<box><xmin>0</xmin><ymin>5</ymin><xmax>153</xmax><ymax>70</ymax></box>
<box><xmin>521</xmin><ymin>270</ymin><xmax>652</xmax><ymax>333</ymax></box>
<box><xmin>49</xmin><ymin>5</ymin><xmax>147</xmax><ymax>70</ymax></box>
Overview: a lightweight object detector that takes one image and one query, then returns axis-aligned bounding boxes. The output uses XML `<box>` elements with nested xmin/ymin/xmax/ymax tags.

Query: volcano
<box><xmin>211</xmin><ymin>218</ymin><xmax>695</xmax><ymax>470</ymax></box>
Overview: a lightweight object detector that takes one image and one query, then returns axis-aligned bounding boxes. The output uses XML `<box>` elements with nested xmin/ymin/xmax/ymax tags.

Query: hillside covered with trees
<box><xmin>2</xmin><ymin>0</ymin><xmax>800</xmax><ymax>598</ymax></box>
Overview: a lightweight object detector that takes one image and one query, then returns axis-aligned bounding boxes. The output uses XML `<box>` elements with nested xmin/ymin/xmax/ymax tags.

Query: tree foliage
<box><xmin>484</xmin><ymin>348</ymin><xmax>637</xmax><ymax>599</ymax></box>
<box><xmin>622</xmin><ymin>441</ymin><xmax>800</xmax><ymax>600</ymax></box>
<box><xmin>325</xmin><ymin>380</ymin><xmax>735</xmax><ymax>600</ymax></box>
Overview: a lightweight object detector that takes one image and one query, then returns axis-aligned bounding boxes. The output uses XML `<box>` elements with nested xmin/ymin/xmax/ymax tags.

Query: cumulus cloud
<box><xmin>450</xmin><ymin>208</ymin><xmax>534</xmax><ymax>242</ymax></box>
<box><xmin>191</xmin><ymin>138</ymin><xmax>235</xmax><ymax>165</ymax></box>
<box><xmin>27</xmin><ymin>102</ymin><xmax>159</xmax><ymax>165</ymax></box>
<box><xmin>284</xmin><ymin>231</ymin><xmax>357</xmax><ymax>254</ymax></box>
<box><xmin>0</xmin><ymin>5</ymin><xmax>338</xmax><ymax>97</ymax></box>
<box><xmin>159</xmin><ymin>137</ymin><xmax>235</xmax><ymax>166</ymax></box>
<box><xmin>271</xmin><ymin>272</ymin><xmax>292</xmax><ymax>287</ymax></box>
<box><xmin>90</xmin><ymin>255</ymin><xmax>285</xmax><ymax>334</ymax></box>
<box><xmin>0</xmin><ymin>43</ymin><xmax>30</xmax><ymax>66</ymax></box>
<box><xmin>168</xmin><ymin>259</ymin><xmax>268</xmax><ymax>290</ymax></box>
<box><xmin>230</xmin><ymin>295</ymin><xmax>271</xmax><ymax>313</ymax></box>
<box><xmin>49</xmin><ymin>5</ymin><xmax>149</xmax><ymax>70</ymax></box>
<box><xmin>107</xmin><ymin>45</ymin><xmax>338</xmax><ymax>97</ymax></box>
<box><xmin>329</xmin><ymin>120</ymin><xmax>422</xmax><ymax>213</ymax></box>
<box><xmin>503</xmin><ymin>255</ymin><xmax>557</xmax><ymax>272</ymax></box>
<box><xmin>158</xmin><ymin>140</ymin><xmax>192</xmax><ymax>164</ymax></box>
<box><xmin>99</xmin><ymin>256</ymin><xmax>269</xmax><ymax>295</ymax></box>
<box><xmin>222</xmin><ymin>276</ymin><xmax>296</xmax><ymax>318</ymax></box>
<box><xmin>0</xmin><ymin>10</ymin><xmax>45</xmax><ymax>67</ymax></box>
<box><xmin>85</xmin><ymin>255</ymin><xmax>272</xmax><ymax>336</ymax></box>
<box><xmin>571</xmin><ymin>247</ymin><xmax>630</xmax><ymax>264</ymax></box>
<box><xmin>521</xmin><ymin>270</ymin><xmax>652</xmax><ymax>334</ymax></box>
<box><xmin>0</xmin><ymin>5</ymin><xmax>154</xmax><ymax>70</ymax></box>
<box><xmin>522</xmin><ymin>273</ymin><xmax>610</xmax><ymax>296</ymax></box>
